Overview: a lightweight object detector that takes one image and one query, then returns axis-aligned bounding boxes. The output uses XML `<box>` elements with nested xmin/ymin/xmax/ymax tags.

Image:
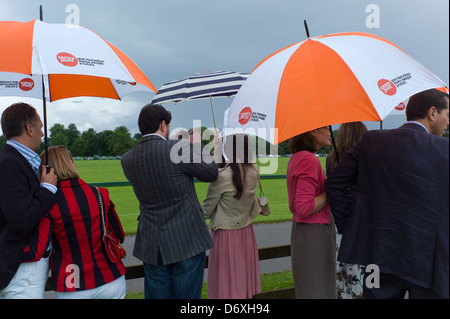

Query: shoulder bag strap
<box><xmin>94</xmin><ymin>186</ymin><xmax>107</xmax><ymax>238</ymax></box>
<box><xmin>255</xmin><ymin>165</ymin><xmax>265</xmax><ymax>197</ymax></box>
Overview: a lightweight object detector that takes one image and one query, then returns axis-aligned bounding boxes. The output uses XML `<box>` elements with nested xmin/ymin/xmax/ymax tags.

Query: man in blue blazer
<box><xmin>121</xmin><ymin>104</ymin><xmax>218</xmax><ymax>299</ymax></box>
<box><xmin>0</xmin><ymin>103</ymin><xmax>58</xmax><ymax>298</ymax></box>
<box><xmin>325</xmin><ymin>89</ymin><xmax>449</xmax><ymax>299</ymax></box>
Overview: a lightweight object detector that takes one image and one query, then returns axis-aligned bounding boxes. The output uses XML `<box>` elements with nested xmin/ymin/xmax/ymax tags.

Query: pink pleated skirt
<box><xmin>207</xmin><ymin>224</ymin><xmax>261</xmax><ymax>299</ymax></box>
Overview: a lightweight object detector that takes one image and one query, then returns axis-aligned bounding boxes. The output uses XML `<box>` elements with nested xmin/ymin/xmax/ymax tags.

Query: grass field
<box><xmin>75</xmin><ymin>156</ymin><xmax>327</xmax><ymax>234</ymax></box>
<box><xmin>125</xmin><ymin>270</ymin><xmax>294</xmax><ymax>299</ymax></box>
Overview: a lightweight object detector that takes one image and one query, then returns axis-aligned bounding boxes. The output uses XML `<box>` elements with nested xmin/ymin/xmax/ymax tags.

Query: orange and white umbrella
<box><xmin>224</xmin><ymin>32</ymin><xmax>447</xmax><ymax>144</ymax></box>
<box><xmin>0</xmin><ymin>19</ymin><xmax>157</xmax><ymax>163</ymax></box>
<box><xmin>0</xmin><ymin>19</ymin><xmax>157</xmax><ymax>101</ymax></box>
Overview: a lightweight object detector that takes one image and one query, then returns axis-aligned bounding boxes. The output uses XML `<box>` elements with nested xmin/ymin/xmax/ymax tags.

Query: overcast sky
<box><xmin>0</xmin><ymin>0</ymin><xmax>448</xmax><ymax>136</ymax></box>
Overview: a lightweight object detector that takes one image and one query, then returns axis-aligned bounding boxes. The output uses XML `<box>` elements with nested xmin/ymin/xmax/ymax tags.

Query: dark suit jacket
<box><xmin>0</xmin><ymin>145</ymin><xmax>57</xmax><ymax>290</ymax></box>
<box><xmin>121</xmin><ymin>135</ymin><xmax>218</xmax><ymax>265</ymax></box>
<box><xmin>325</xmin><ymin>123</ymin><xmax>449</xmax><ymax>294</ymax></box>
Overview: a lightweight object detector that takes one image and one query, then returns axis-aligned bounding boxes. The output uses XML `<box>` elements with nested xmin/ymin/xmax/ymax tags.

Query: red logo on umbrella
<box><xmin>19</xmin><ymin>78</ymin><xmax>35</xmax><ymax>91</ymax></box>
<box><xmin>378</xmin><ymin>79</ymin><xmax>397</xmax><ymax>96</ymax></box>
<box><xmin>57</xmin><ymin>52</ymin><xmax>78</xmax><ymax>67</ymax></box>
<box><xmin>239</xmin><ymin>107</ymin><xmax>252</xmax><ymax>125</ymax></box>
<box><xmin>395</xmin><ymin>102</ymin><xmax>406</xmax><ymax>111</ymax></box>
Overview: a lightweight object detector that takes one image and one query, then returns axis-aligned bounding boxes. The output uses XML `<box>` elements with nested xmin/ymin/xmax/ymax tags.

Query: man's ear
<box><xmin>24</xmin><ymin>123</ymin><xmax>33</xmax><ymax>136</ymax></box>
<box><xmin>160</xmin><ymin>120</ymin><xmax>168</xmax><ymax>132</ymax></box>
<box><xmin>427</xmin><ymin>106</ymin><xmax>437</xmax><ymax>121</ymax></box>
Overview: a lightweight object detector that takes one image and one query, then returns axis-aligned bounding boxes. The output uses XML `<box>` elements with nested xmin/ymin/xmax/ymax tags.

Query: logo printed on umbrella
<box><xmin>239</xmin><ymin>107</ymin><xmax>252</xmax><ymax>125</ymax></box>
<box><xmin>378</xmin><ymin>79</ymin><xmax>397</xmax><ymax>96</ymax></box>
<box><xmin>57</xmin><ymin>52</ymin><xmax>78</xmax><ymax>67</ymax></box>
<box><xmin>395</xmin><ymin>102</ymin><xmax>406</xmax><ymax>111</ymax></box>
<box><xmin>19</xmin><ymin>78</ymin><xmax>35</xmax><ymax>91</ymax></box>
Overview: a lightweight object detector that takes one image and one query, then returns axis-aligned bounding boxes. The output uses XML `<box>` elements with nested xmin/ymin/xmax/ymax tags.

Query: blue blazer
<box><xmin>325</xmin><ymin>123</ymin><xmax>449</xmax><ymax>296</ymax></box>
<box><xmin>0</xmin><ymin>145</ymin><xmax>57</xmax><ymax>289</ymax></box>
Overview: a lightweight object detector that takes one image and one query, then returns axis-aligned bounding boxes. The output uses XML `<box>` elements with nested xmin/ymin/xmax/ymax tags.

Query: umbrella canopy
<box><xmin>0</xmin><ymin>19</ymin><xmax>157</xmax><ymax>163</ymax></box>
<box><xmin>151</xmin><ymin>70</ymin><xmax>249</xmax><ymax>104</ymax></box>
<box><xmin>152</xmin><ymin>70</ymin><xmax>249</xmax><ymax>129</ymax></box>
<box><xmin>0</xmin><ymin>20</ymin><xmax>157</xmax><ymax>101</ymax></box>
<box><xmin>224</xmin><ymin>32</ymin><xmax>447</xmax><ymax>144</ymax></box>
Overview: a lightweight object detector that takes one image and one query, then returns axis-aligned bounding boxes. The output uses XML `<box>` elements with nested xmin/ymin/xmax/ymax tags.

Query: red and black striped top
<box><xmin>25</xmin><ymin>178</ymin><xmax>126</xmax><ymax>292</ymax></box>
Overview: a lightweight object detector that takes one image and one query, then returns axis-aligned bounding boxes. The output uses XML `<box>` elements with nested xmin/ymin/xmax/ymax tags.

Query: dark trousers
<box><xmin>143</xmin><ymin>251</ymin><xmax>206</xmax><ymax>299</ymax></box>
<box><xmin>363</xmin><ymin>273</ymin><xmax>443</xmax><ymax>299</ymax></box>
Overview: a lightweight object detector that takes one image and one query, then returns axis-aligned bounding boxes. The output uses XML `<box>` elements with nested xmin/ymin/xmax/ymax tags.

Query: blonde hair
<box><xmin>40</xmin><ymin>145</ymin><xmax>79</xmax><ymax>180</ymax></box>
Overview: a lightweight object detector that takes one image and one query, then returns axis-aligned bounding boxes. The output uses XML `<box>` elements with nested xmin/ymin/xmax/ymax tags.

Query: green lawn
<box><xmin>125</xmin><ymin>270</ymin><xmax>294</xmax><ymax>299</ymax></box>
<box><xmin>75</xmin><ymin>157</ymin><xmax>327</xmax><ymax>234</ymax></box>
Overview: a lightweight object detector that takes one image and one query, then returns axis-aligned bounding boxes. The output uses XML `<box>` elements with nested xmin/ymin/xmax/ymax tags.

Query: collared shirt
<box><xmin>406</xmin><ymin>121</ymin><xmax>429</xmax><ymax>133</ymax></box>
<box><xmin>142</xmin><ymin>133</ymin><xmax>167</xmax><ymax>140</ymax></box>
<box><xmin>6</xmin><ymin>140</ymin><xmax>57</xmax><ymax>194</ymax></box>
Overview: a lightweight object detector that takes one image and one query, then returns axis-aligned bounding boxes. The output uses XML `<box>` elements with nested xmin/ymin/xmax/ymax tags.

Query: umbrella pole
<box><xmin>328</xmin><ymin>125</ymin><xmax>339</xmax><ymax>163</ymax></box>
<box><xmin>40</xmin><ymin>5</ymin><xmax>49</xmax><ymax>169</ymax></box>
<box><xmin>209</xmin><ymin>96</ymin><xmax>217</xmax><ymax>130</ymax></box>
<box><xmin>304</xmin><ymin>20</ymin><xmax>310</xmax><ymax>38</ymax></box>
<box><xmin>42</xmin><ymin>75</ymin><xmax>49</xmax><ymax>169</ymax></box>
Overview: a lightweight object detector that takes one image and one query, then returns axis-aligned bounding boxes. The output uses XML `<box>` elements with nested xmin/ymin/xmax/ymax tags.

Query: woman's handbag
<box><xmin>95</xmin><ymin>187</ymin><xmax>126</xmax><ymax>263</ymax></box>
<box><xmin>256</xmin><ymin>170</ymin><xmax>271</xmax><ymax>216</ymax></box>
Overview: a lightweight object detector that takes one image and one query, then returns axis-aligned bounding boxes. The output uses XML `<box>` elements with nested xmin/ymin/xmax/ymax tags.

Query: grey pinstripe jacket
<box><xmin>121</xmin><ymin>135</ymin><xmax>217</xmax><ymax>265</ymax></box>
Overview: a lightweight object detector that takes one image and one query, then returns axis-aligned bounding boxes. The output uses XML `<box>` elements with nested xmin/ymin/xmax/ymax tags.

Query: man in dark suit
<box><xmin>325</xmin><ymin>89</ymin><xmax>449</xmax><ymax>299</ymax></box>
<box><xmin>121</xmin><ymin>104</ymin><xmax>218</xmax><ymax>299</ymax></box>
<box><xmin>0</xmin><ymin>103</ymin><xmax>58</xmax><ymax>298</ymax></box>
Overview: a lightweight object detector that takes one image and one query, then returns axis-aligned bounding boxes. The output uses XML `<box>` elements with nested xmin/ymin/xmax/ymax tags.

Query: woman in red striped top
<box><xmin>38</xmin><ymin>145</ymin><xmax>126</xmax><ymax>298</ymax></box>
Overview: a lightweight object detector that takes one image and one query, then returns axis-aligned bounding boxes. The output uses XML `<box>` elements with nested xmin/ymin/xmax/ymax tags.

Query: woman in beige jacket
<box><xmin>202</xmin><ymin>134</ymin><xmax>263</xmax><ymax>299</ymax></box>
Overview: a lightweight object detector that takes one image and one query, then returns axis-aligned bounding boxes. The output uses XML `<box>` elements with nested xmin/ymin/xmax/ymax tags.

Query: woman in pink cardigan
<box><xmin>287</xmin><ymin>126</ymin><xmax>336</xmax><ymax>299</ymax></box>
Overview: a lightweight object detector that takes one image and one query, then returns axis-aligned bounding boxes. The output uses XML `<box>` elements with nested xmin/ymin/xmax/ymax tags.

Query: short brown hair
<box><xmin>40</xmin><ymin>145</ymin><xmax>79</xmax><ymax>181</ymax></box>
<box><xmin>406</xmin><ymin>89</ymin><xmax>449</xmax><ymax>121</ymax></box>
<box><xmin>288</xmin><ymin>132</ymin><xmax>316</xmax><ymax>154</ymax></box>
<box><xmin>1</xmin><ymin>102</ymin><xmax>39</xmax><ymax>139</ymax></box>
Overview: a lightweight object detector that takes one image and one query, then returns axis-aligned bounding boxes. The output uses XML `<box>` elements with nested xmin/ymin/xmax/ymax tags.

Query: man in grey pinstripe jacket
<box><xmin>121</xmin><ymin>104</ymin><xmax>218</xmax><ymax>299</ymax></box>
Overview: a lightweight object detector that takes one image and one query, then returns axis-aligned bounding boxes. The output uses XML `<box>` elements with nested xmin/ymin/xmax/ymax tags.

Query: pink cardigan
<box><xmin>286</xmin><ymin>151</ymin><xmax>330</xmax><ymax>224</ymax></box>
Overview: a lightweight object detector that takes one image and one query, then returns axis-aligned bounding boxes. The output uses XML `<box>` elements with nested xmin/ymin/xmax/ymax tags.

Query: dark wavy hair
<box><xmin>138</xmin><ymin>104</ymin><xmax>172</xmax><ymax>135</ymax></box>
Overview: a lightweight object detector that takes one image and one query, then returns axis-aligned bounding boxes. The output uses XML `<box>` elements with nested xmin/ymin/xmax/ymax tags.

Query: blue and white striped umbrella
<box><xmin>151</xmin><ymin>70</ymin><xmax>249</xmax><ymax>128</ymax></box>
<box><xmin>151</xmin><ymin>70</ymin><xmax>249</xmax><ymax>105</ymax></box>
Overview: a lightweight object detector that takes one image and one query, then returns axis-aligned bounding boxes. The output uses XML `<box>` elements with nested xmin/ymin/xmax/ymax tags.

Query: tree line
<box><xmin>0</xmin><ymin>123</ymin><xmax>141</xmax><ymax>157</ymax></box>
<box><xmin>0</xmin><ymin>122</ymin><xmax>300</xmax><ymax>157</ymax></box>
<box><xmin>2</xmin><ymin>123</ymin><xmax>445</xmax><ymax>158</ymax></box>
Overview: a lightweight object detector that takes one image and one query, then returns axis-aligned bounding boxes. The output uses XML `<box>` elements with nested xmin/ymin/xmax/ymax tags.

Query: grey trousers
<box><xmin>291</xmin><ymin>220</ymin><xmax>336</xmax><ymax>299</ymax></box>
